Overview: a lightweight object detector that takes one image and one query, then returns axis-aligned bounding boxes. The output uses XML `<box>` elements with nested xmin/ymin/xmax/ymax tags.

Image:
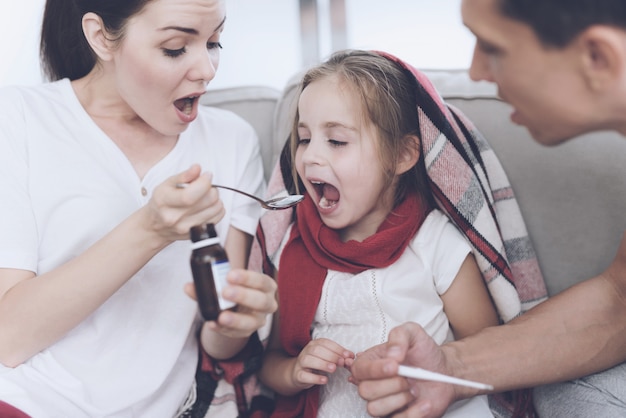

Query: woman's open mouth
<box><xmin>174</xmin><ymin>95</ymin><xmax>199</xmax><ymax>116</ymax></box>
<box><xmin>173</xmin><ymin>93</ymin><xmax>203</xmax><ymax>123</ymax></box>
<box><xmin>311</xmin><ymin>181</ymin><xmax>339</xmax><ymax>209</ymax></box>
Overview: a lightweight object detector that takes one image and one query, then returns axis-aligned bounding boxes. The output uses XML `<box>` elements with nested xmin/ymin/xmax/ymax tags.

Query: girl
<box><xmin>258</xmin><ymin>50</ymin><xmax>499</xmax><ymax>418</ymax></box>
<box><xmin>0</xmin><ymin>0</ymin><xmax>276</xmax><ymax>416</ymax></box>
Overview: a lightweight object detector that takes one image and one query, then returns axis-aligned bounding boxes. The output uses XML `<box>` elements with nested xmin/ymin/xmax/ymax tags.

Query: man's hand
<box><xmin>350</xmin><ymin>322</ymin><xmax>460</xmax><ymax>418</ymax></box>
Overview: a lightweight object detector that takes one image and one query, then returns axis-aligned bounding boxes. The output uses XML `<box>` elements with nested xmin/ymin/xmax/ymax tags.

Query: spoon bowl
<box><xmin>176</xmin><ymin>183</ymin><xmax>303</xmax><ymax>210</ymax></box>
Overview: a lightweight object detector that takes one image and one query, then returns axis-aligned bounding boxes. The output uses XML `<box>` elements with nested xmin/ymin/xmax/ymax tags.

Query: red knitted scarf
<box><xmin>273</xmin><ymin>192</ymin><xmax>429</xmax><ymax>417</ymax></box>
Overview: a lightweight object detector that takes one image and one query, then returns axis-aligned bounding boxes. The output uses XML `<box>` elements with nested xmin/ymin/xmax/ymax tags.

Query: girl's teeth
<box><xmin>319</xmin><ymin>196</ymin><xmax>337</xmax><ymax>209</ymax></box>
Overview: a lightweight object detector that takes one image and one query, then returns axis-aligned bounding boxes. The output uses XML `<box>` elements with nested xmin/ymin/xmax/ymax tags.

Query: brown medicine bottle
<box><xmin>189</xmin><ymin>223</ymin><xmax>236</xmax><ymax>321</ymax></box>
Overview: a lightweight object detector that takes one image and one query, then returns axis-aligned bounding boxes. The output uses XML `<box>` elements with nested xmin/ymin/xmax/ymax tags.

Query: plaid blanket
<box><xmin>381</xmin><ymin>51</ymin><xmax>548</xmax><ymax>320</ymax></box>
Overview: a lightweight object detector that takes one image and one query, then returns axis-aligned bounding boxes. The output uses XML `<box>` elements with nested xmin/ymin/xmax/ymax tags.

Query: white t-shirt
<box><xmin>0</xmin><ymin>79</ymin><xmax>265</xmax><ymax>417</ymax></box>
<box><xmin>275</xmin><ymin>210</ymin><xmax>493</xmax><ymax>418</ymax></box>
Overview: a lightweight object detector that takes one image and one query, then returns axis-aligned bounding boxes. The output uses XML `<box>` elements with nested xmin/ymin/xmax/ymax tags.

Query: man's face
<box><xmin>461</xmin><ymin>0</ymin><xmax>600</xmax><ymax>145</ymax></box>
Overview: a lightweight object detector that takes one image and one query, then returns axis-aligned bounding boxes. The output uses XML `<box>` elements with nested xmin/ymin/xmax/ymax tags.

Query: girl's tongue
<box><xmin>319</xmin><ymin>183</ymin><xmax>340</xmax><ymax>209</ymax></box>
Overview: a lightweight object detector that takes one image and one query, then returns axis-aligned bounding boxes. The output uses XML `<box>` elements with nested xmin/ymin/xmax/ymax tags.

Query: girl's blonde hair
<box><xmin>288</xmin><ymin>49</ymin><xmax>433</xmax><ymax>208</ymax></box>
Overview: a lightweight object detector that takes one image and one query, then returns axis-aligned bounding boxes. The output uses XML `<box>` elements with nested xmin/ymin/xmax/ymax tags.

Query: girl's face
<box><xmin>295</xmin><ymin>75</ymin><xmax>397</xmax><ymax>243</ymax></box>
<box><xmin>107</xmin><ymin>0</ymin><xmax>225</xmax><ymax>136</ymax></box>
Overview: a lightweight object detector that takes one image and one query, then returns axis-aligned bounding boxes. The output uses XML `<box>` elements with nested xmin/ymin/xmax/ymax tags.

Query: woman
<box><xmin>0</xmin><ymin>0</ymin><xmax>276</xmax><ymax>416</ymax></box>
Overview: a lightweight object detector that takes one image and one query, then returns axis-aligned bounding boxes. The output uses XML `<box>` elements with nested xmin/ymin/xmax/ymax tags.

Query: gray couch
<box><xmin>202</xmin><ymin>69</ymin><xmax>626</xmax><ymax>297</ymax></box>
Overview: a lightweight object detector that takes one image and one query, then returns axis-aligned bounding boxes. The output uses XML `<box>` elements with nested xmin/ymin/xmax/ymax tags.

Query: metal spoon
<box><xmin>176</xmin><ymin>183</ymin><xmax>303</xmax><ymax>210</ymax></box>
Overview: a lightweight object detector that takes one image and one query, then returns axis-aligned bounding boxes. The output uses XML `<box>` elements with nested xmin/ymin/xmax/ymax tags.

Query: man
<box><xmin>349</xmin><ymin>0</ymin><xmax>626</xmax><ymax>417</ymax></box>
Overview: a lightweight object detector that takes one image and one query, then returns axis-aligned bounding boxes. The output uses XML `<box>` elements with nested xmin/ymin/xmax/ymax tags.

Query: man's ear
<box><xmin>82</xmin><ymin>12</ymin><xmax>114</xmax><ymax>62</ymax></box>
<box><xmin>396</xmin><ymin>134</ymin><xmax>421</xmax><ymax>175</ymax></box>
<box><xmin>578</xmin><ymin>26</ymin><xmax>626</xmax><ymax>92</ymax></box>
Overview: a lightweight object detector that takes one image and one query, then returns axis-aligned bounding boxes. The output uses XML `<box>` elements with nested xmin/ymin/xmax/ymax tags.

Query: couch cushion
<box><xmin>202</xmin><ymin>86</ymin><xmax>281</xmax><ymax>181</ymax></box>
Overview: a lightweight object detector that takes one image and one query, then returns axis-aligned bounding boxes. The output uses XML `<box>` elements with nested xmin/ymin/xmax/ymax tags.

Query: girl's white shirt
<box><xmin>0</xmin><ymin>79</ymin><xmax>264</xmax><ymax>417</ymax></box>
<box><xmin>275</xmin><ymin>209</ymin><xmax>494</xmax><ymax>418</ymax></box>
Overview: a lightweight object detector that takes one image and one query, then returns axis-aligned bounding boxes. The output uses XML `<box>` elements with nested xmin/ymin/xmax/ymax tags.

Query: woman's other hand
<box><xmin>193</xmin><ymin>269</ymin><xmax>277</xmax><ymax>359</ymax></box>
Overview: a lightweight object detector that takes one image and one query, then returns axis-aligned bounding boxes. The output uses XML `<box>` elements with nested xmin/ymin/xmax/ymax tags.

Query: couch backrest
<box><xmin>201</xmin><ymin>86</ymin><xmax>282</xmax><ymax>180</ymax></box>
<box><xmin>204</xmin><ymin>70</ymin><xmax>626</xmax><ymax>297</ymax></box>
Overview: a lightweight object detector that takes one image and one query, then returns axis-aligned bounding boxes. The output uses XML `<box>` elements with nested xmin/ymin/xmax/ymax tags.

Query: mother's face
<box><xmin>106</xmin><ymin>0</ymin><xmax>227</xmax><ymax>136</ymax></box>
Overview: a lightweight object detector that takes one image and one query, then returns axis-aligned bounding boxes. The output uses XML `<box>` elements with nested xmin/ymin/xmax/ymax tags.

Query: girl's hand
<box><xmin>290</xmin><ymin>338</ymin><xmax>354</xmax><ymax>391</ymax></box>
<box><xmin>142</xmin><ymin>165</ymin><xmax>225</xmax><ymax>244</ymax></box>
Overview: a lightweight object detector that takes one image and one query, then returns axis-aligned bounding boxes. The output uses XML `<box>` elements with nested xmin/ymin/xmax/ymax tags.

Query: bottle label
<box><xmin>211</xmin><ymin>259</ymin><xmax>236</xmax><ymax>310</ymax></box>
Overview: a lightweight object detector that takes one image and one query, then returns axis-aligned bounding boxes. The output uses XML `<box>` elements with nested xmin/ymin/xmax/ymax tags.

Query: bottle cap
<box><xmin>190</xmin><ymin>223</ymin><xmax>218</xmax><ymax>242</ymax></box>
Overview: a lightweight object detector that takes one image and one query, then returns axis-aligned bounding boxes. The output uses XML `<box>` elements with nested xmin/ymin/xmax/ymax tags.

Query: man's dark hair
<box><xmin>498</xmin><ymin>0</ymin><xmax>626</xmax><ymax>47</ymax></box>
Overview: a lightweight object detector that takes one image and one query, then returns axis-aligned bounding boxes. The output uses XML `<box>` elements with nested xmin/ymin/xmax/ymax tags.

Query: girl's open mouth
<box><xmin>311</xmin><ymin>181</ymin><xmax>340</xmax><ymax>209</ymax></box>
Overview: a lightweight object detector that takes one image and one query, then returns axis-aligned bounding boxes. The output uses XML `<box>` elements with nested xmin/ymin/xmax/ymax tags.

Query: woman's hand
<box><xmin>192</xmin><ymin>269</ymin><xmax>278</xmax><ymax>359</ymax></box>
<box><xmin>206</xmin><ymin>269</ymin><xmax>278</xmax><ymax>338</ymax></box>
<box><xmin>142</xmin><ymin>165</ymin><xmax>225</xmax><ymax>245</ymax></box>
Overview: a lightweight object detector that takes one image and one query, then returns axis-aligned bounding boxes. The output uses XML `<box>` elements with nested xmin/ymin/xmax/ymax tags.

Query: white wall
<box><xmin>0</xmin><ymin>0</ymin><xmax>474</xmax><ymax>90</ymax></box>
<box><xmin>345</xmin><ymin>0</ymin><xmax>474</xmax><ymax>70</ymax></box>
<box><xmin>0</xmin><ymin>1</ymin><xmax>45</xmax><ymax>87</ymax></box>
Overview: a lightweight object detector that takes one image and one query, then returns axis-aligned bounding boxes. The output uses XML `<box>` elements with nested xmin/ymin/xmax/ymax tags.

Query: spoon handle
<box><xmin>175</xmin><ymin>182</ymin><xmax>302</xmax><ymax>210</ymax></box>
<box><xmin>175</xmin><ymin>182</ymin><xmax>269</xmax><ymax>207</ymax></box>
<box><xmin>211</xmin><ymin>184</ymin><xmax>267</xmax><ymax>205</ymax></box>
